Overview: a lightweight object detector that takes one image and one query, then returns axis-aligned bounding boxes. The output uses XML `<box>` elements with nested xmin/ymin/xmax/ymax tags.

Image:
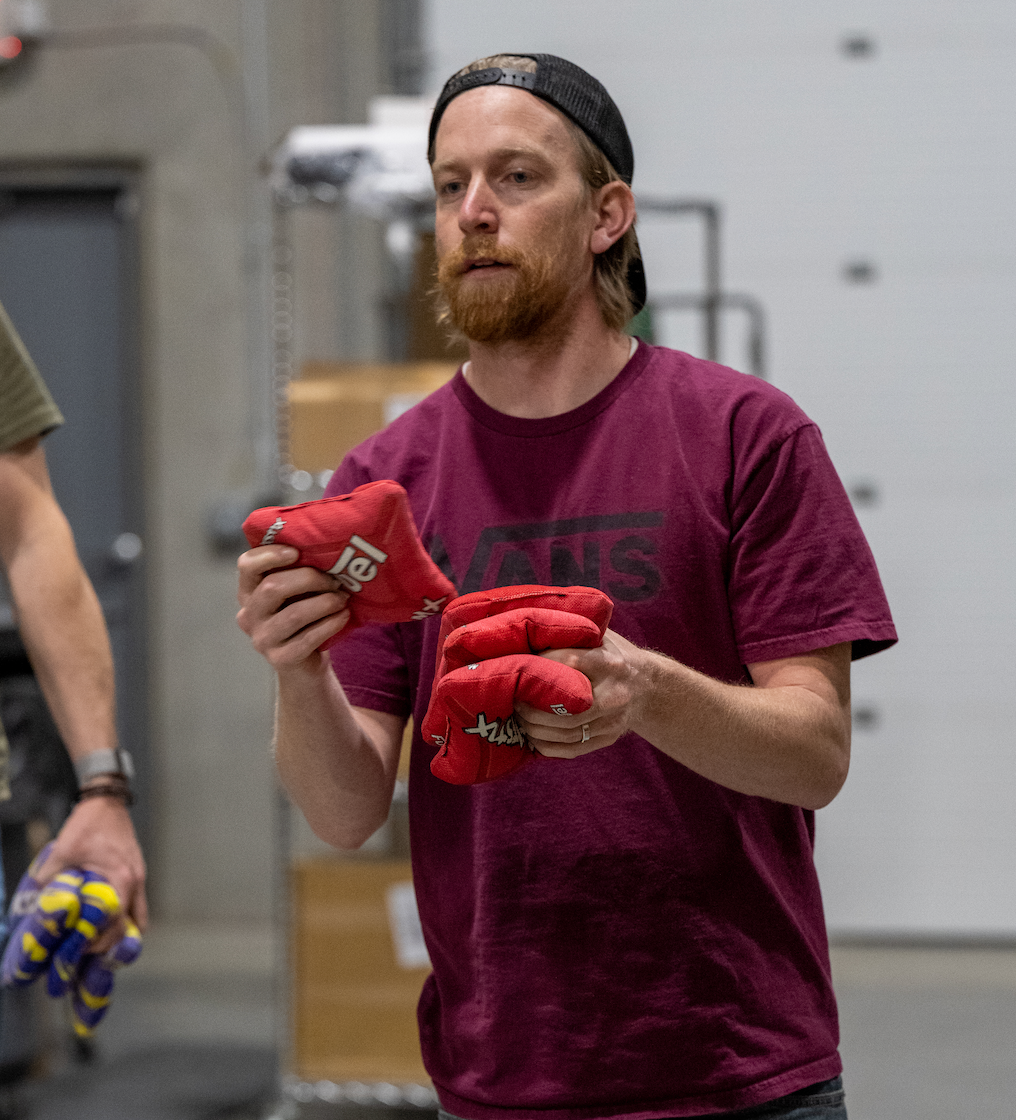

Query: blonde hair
<box><xmin>441</xmin><ymin>54</ymin><xmax>639</xmax><ymax>331</ymax></box>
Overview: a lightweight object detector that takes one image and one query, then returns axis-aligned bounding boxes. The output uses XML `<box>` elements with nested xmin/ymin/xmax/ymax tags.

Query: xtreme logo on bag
<box><xmin>328</xmin><ymin>538</ymin><xmax>448</xmax><ymax>615</ymax></box>
<box><xmin>327</xmin><ymin>534</ymin><xmax>388</xmax><ymax>592</ymax></box>
<box><xmin>259</xmin><ymin>518</ymin><xmax>286</xmax><ymax>546</ymax></box>
<box><xmin>410</xmin><ymin>596</ymin><xmax>449</xmax><ymax>622</ymax></box>
<box><xmin>462</xmin><ymin>712</ymin><xmax>526</xmax><ymax>748</ymax></box>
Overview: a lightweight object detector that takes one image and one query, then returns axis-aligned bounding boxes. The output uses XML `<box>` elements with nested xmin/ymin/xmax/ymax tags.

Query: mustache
<box><xmin>432</xmin><ymin>231</ymin><xmax>566</xmax><ymax>344</ymax></box>
<box><xmin>436</xmin><ymin>236</ymin><xmax>529</xmax><ymax>284</ymax></box>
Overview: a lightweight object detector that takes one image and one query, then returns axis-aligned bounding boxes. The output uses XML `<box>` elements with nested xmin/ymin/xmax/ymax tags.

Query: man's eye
<box><xmin>509</xmin><ymin>171</ymin><xmax>530</xmax><ymax>184</ymax></box>
<box><xmin>440</xmin><ymin>181</ymin><xmax>463</xmax><ymax>195</ymax></box>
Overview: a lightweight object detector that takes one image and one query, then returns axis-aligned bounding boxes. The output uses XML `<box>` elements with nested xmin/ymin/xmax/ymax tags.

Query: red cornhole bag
<box><xmin>423</xmin><ymin>585</ymin><xmax>613</xmax><ymax>785</ymax></box>
<box><xmin>242</xmin><ymin>480</ymin><xmax>457</xmax><ymax>643</ymax></box>
<box><xmin>433</xmin><ymin>586</ymin><xmax>613</xmax><ymax>658</ymax></box>
<box><xmin>430</xmin><ymin>655</ymin><xmax>594</xmax><ymax>785</ymax></box>
<box><xmin>441</xmin><ymin>608</ymin><xmax>603</xmax><ymax>673</ymax></box>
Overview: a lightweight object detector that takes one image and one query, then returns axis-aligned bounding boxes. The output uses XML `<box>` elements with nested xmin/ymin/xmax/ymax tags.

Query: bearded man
<box><xmin>238</xmin><ymin>54</ymin><xmax>895</xmax><ymax>1120</ymax></box>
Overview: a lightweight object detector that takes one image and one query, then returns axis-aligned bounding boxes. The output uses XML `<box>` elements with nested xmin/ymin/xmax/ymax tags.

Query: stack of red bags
<box><xmin>422</xmin><ymin>585</ymin><xmax>612</xmax><ymax>784</ymax></box>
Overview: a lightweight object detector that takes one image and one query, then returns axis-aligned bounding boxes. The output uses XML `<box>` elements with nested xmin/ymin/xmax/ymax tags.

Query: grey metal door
<box><xmin>0</xmin><ymin>175</ymin><xmax>148</xmax><ymax>847</ymax></box>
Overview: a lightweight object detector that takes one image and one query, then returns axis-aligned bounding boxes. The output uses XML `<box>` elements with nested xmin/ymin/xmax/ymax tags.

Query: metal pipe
<box><xmin>636</xmin><ymin>198</ymin><xmax>722</xmax><ymax>361</ymax></box>
<box><xmin>647</xmin><ymin>292</ymin><xmax>767</xmax><ymax>380</ymax></box>
<box><xmin>270</xmin><ymin>199</ymin><xmax>296</xmax><ymax>486</ymax></box>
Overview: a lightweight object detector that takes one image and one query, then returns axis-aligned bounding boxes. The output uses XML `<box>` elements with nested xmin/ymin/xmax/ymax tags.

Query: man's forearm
<box><xmin>0</xmin><ymin>438</ymin><xmax>146</xmax><ymax>931</ymax></box>
<box><xmin>11</xmin><ymin>555</ymin><xmax>117</xmax><ymax>764</ymax></box>
<box><xmin>275</xmin><ymin>655</ymin><xmax>403</xmax><ymax>849</ymax></box>
<box><xmin>527</xmin><ymin>636</ymin><xmax>851</xmax><ymax>810</ymax></box>
<box><xmin>234</xmin><ymin>536</ymin><xmax>404</xmax><ymax>849</ymax></box>
<box><xmin>629</xmin><ymin>644</ymin><xmax>851</xmax><ymax>810</ymax></box>
<box><xmin>2</xmin><ymin>459</ymin><xmax>117</xmax><ymax>764</ymax></box>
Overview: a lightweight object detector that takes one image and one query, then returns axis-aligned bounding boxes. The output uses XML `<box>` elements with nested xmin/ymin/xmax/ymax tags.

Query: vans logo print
<box><xmin>327</xmin><ymin>534</ymin><xmax>388</xmax><ymax>592</ymax></box>
<box><xmin>431</xmin><ymin>512</ymin><xmax>666</xmax><ymax>600</ymax></box>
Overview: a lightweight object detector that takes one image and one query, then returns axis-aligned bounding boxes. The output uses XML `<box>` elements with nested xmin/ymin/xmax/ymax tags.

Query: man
<box><xmin>238</xmin><ymin>54</ymin><xmax>895</xmax><ymax>1120</ymax></box>
<box><xmin>0</xmin><ymin>299</ymin><xmax>145</xmax><ymax>952</ymax></box>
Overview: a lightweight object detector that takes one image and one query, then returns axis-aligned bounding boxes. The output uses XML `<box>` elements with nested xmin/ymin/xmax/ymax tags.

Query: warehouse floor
<box><xmin>8</xmin><ymin>924</ymin><xmax>1016</xmax><ymax>1120</ymax></box>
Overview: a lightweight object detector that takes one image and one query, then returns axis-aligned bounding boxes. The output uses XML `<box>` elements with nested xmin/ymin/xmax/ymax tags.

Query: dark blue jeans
<box><xmin>712</xmin><ymin>1077</ymin><xmax>846</xmax><ymax>1118</ymax></box>
<box><xmin>437</xmin><ymin>1078</ymin><xmax>846</xmax><ymax>1120</ymax></box>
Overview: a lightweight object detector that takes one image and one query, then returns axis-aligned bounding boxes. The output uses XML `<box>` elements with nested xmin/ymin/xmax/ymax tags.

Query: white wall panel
<box><xmin>425</xmin><ymin>0</ymin><xmax>1016</xmax><ymax>934</ymax></box>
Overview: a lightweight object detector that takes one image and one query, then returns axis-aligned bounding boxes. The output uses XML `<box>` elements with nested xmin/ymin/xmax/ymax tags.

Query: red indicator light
<box><xmin>0</xmin><ymin>36</ymin><xmax>23</xmax><ymax>60</ymax></box>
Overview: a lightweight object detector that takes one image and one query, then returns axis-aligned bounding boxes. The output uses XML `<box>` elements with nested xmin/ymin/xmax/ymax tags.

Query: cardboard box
<box><xmin>291</xmin><ymin>857</ymin><xmax>431</xmax><ymax>1084</ymax></box>
<box><xmin>287</xmin><ymin>361</ymin><xmax>458</xmax><ymax>473</ymax></box>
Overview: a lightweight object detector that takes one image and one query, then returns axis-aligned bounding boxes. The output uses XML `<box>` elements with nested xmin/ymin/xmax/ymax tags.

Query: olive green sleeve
<box><xmin>0</xmin><ymin>299</ymin><xmax>64</xmax><ymax>452</ymax></box>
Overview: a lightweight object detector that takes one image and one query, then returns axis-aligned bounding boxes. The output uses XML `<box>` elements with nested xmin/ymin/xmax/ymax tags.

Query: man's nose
<box><xmin>458</xmin><ymin>177</ymin><xmax>499</xmax><ymax>235</ymax></box>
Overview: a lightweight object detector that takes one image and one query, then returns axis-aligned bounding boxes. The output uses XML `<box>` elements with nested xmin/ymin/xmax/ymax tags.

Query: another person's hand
<box><xmin>236</xmin><ymin>545</ymin><xmax>351</xmax><ymax>670</ymax></box>
<box><xmin>513</xmin><ymin>629</ymin><xmax>649</xmax><ymax>757</ymax></box>
<box><xmin>33</xmin><ymin>796</ymin><xmax>147</xmax><ymax>954</ymax></box>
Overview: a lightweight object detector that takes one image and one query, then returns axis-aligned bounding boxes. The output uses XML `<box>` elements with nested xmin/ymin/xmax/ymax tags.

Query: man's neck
<box><xmin>461</xmin><ymin>293</ymin><xmax>635</xmax><ymax>419</ymax></box>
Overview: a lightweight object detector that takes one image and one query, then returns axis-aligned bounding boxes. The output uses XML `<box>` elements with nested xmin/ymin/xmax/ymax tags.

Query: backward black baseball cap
<box><xmin>428</xmin><ymin>53</ymin><xmax>646</xmax><ymax>315</ymax></box>
<box><xmin>429</xmin><ymin>53</ymin><xmax>634</xmax><ymax>184</ymax></box>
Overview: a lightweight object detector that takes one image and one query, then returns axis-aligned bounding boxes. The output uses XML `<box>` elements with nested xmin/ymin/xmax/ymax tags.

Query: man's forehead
<box><xmin>433</xmin><ymin>86</ymin><xmax>576</xmax><ymax>160</ymax></box>
<box><xmin>431</xmin><ymin>145</ymin><xmax>552</xmax><ymax>175</ymax></box>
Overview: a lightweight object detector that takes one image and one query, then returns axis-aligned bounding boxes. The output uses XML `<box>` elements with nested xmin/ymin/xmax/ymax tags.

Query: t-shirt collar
<box><xmin>450</xmin><ymin>338</ymin><xmax>653</xmax><ymax>438</ymax></box>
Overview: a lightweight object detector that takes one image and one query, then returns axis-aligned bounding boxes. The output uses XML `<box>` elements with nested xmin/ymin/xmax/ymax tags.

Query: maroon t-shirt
<box><xmin>325</xmin><ymin>343</ymin><xmax>896</xmax><ymax>1118</ymax></box>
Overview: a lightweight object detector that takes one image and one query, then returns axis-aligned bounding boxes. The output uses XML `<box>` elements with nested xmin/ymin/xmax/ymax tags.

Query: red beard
<box><xmin>436</xmin><ymin>233</ymin><xmax>576</xmax><ymax>344</ymax></box>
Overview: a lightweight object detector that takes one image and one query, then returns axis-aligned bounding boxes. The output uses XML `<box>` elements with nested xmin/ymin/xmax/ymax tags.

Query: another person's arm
<box><xmin>236</xmin><ymin>544</ymin><xmax>404</xmax><ymax>849</ymax></box>
<box><xmin>0</xmin><ymin>436</ymin><xmax>146</xmax><ymax>940</ymax></box>
<box><xmin>516</xmin><ymin>635</ymin><xmax>851</xmax><ymax>810</ymax></box>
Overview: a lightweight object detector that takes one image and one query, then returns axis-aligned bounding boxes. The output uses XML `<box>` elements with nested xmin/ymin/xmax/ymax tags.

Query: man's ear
<box><xmin>590</xmin><ymin>181</ymin><xmax>636</xmax><ymax>255</ymax></box>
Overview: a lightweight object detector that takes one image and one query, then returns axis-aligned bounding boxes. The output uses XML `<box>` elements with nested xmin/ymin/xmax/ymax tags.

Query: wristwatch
<box><xmin>74</xmin><ymin>747</ymin><xmax>135</xmax><ymax>788</ymax></box>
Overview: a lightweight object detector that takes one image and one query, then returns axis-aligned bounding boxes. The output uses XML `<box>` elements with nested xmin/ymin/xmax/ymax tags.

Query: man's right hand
<box><xmin>236</xmin><ymin>545</ymin><xmax>352</xmax><ymax>670</ymax></box>
<box><xmin>35</xmin><ymin>796</ymin><xmax>147</xmax><ymax>954</ymax></box>
<box><xmin>238</xmin><ymin>544</ymin><xmax>405</xmax><ymax>850</ymax></box>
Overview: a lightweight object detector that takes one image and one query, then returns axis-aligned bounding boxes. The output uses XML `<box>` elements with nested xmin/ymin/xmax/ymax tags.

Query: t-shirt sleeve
<box><xmin>330</xmin><ymin>620</ymin><xmax>413</xmax><ymax>719</ymax></box>
<box><xmin>324</xmin><ymin>450</ymin><xmax>413</xmax><ymax>718</ymax></box>
<box><xmin>0</xmin><ymin>301</ymin><xmax>64</xmax><ymax>452</ymax></box>
<box><xmin>729</xmin><ymin>422</ymin><xmax>897</xmax><ymax>664</ymax></box>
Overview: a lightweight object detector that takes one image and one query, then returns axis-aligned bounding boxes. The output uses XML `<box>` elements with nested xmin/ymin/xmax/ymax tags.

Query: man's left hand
<box><xmin>516</xmin><ymin>631</ymin><xmax>853</xmax><ymax>810</ymax></box>
<box><xmin>514</xmin><ymin>629</ymin><xmax>647</xmax><ymax>757</ymax></box>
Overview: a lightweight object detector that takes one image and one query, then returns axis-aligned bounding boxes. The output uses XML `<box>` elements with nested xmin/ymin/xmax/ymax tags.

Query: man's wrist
<box><xmin>73</xmin><ymin>747</ymin><xmax>135</xmax><ymax>789</ymax></box>
<box><xmin>626</xmin><ymin>645</ymin><xmax>685</xmax><ymax>738</ymax></box>
<box><xmin>277</xmin><ymin>649</ymin><xmax>332</xmax><ymax>682</ymax></box>
<box><xmin>76</xmin><ymin>773</ymin><xmax>135</xmax><ymax>807</ymax></box>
